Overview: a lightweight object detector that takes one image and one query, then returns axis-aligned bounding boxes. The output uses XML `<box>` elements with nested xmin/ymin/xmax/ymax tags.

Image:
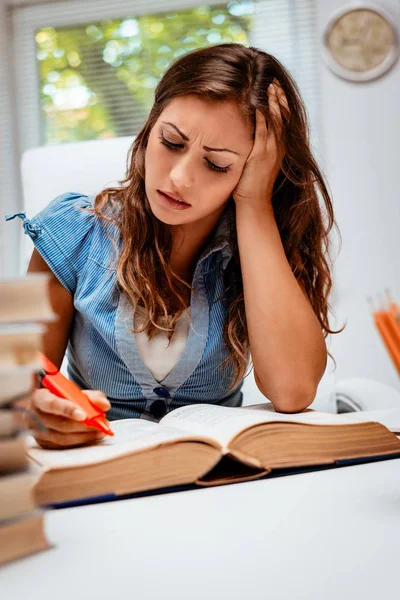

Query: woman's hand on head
<box><xmin>23</xmin><ymin>388</ymin><xmax>111</xmax><ymax>450</ymax></box>
<box><xmin>233</xmin><ymin>79</ymin><xmax>289</xmax><ymax>213</ymax></box>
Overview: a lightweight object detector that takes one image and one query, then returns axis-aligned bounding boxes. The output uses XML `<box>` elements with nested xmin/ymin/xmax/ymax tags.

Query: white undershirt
<box><xmin>134</xmin><ymin>305</ymin><xmax>190</xmax><ymax>382</ymax></box>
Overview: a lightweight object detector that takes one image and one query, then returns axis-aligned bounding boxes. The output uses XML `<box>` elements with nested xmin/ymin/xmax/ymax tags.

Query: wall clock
<box><xmin>322</xmin><ymin>4</ymin><xmax>399</xmax><ymax>81</ymax></box>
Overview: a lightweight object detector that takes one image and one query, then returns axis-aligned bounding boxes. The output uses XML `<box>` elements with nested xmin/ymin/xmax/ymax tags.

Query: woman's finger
<box><xmin>83</xmin><ymin>390</ymin><xmax>111</xmax><ymax>412</ymax></box>
<box><xmin>32</xmin><ymin>389</ymin><xmax>87</xmax><ymax>421</ymax></box>
<box><xmin>32</xmin><ymin>410</ymin><xmax>96</xmax><ymax>434</ymax></box>
<box><xmin>272</xmin><ymin>78</ymin><xmax>290</xmax><ymax>114</ymax></box>
<box><xmin>32</xmin><ymin>428</ymin><xmax>105</xmax><ymax>449</ymax></box>
<box><xmin>268</xmin><ymin>83</ymin><xmax>283</xmax><ymax>137</ymax></box>
<box><xmin>247</xmin><ymin>108</ymin><xmax>268</xmax><ymax>162</ymax></box>
<box><xmin>33</xmin><ymin>409</ymin><xmax>111</xmax><ymax>434</ymax></box>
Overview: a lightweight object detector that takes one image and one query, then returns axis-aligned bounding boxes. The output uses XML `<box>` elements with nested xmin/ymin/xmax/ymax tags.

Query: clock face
<box><xmin>327</xmin><ymin>8</ymin><xmax>395</xmax><ymax>73</ymax></box>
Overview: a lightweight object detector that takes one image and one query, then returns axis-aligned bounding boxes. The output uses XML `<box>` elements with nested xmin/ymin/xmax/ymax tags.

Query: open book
<box><xmin>27</xmin><ymin>403</ymin><xmax>400</xmax><ymax>506</ymax></box>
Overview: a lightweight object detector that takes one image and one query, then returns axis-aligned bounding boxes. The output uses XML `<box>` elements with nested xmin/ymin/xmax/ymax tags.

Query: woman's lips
<box><xmin>157</xmin><ymin>191</ymin><xmax>191</xmax><ymax>210</ymax></box>
<box><xmin>158</xmin><ymin>190</ymin><xmax>190</xmax><ymax>205</ymax></box>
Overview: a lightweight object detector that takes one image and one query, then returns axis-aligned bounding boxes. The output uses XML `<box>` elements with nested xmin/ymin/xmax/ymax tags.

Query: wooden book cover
<box><xmin>0</xmin><ymin>435</ymin><xmax>29</xmax><ymax>473</ymax></box>
<box><xmin>0</xmin><ymin>512</ymin><xmax>51</xmax><ymax>566</ymax></box>
<box><xmin>0</xmin><ymin>471</ymin><xmax>37</xmax><ymax>521</ymax></box>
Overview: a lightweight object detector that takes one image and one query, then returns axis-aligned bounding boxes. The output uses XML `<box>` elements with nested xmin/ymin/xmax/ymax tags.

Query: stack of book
<box><xmin>369</xmin><ymin>289</ymin><xmax>400</xmax><ymax>376</ymax></box>
<box><xmin>0</xmin><ymin>274</ymin><xmax>55</xmax><ymax>565</ymax></box>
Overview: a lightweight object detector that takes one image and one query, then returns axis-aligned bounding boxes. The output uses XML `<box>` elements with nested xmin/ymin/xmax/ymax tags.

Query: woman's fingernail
<box><xmin>73</xmin><ymin>408</ymin><xmax>87</xmax><ymax>421</ymax></box>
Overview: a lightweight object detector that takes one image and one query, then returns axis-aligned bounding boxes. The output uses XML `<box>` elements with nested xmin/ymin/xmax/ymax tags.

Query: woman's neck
<box><xmin>169</xmin><ymin>201</ymin><xmax>227</xmax><ymax>282</ymax></box>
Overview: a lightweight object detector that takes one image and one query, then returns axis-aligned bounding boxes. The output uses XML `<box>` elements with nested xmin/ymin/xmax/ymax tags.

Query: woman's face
<box><xmin>144</xmin><ymin>94</ymin><xmax>254</xmax><ymax>227</ymax></box>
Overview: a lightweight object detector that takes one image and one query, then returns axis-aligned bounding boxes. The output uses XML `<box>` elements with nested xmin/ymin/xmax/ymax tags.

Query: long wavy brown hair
<box><xmin>90</xmin><ymin>43</ymin><xmax>342</xmax><ymax>392</ymax></box>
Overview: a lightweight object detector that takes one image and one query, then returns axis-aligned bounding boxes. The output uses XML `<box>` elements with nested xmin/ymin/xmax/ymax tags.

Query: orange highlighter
<box><xmin>37</xmin><ymin>352</ymin><xmax>114</xmax><ymax>436</ymax></box>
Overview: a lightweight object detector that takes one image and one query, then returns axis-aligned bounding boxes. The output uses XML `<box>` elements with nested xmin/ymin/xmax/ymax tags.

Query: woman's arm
<box><xmin>233</xmin><ymin>81</ymin><xmax>327</xmax><ymax>412</ymax></box>
<box><xmin>26</xmin><ymin>249</ymin><xmax>112</xmax><ymax>449</ymax></box>
<box><xmin>236</xmin><ymin>202</ymin><xmax>327</xmax><ymax>413</ymax></box>
<box><xmin>27</xmin><ymin>248</ymin><xmax>75</xmax><ymax>369</ymax></box>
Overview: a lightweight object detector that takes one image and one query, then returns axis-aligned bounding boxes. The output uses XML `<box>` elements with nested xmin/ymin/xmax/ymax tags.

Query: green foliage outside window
<box><xmin>35</xmin><ymin>1</ymin><xmax>255</xmax><ymax>144</ymax></box>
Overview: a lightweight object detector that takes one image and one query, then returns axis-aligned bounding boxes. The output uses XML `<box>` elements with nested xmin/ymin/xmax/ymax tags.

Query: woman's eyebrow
<box><xmin>161</xmin><ymin>121</ymin><xmax>240</xmax><ymax>155</ymax></box>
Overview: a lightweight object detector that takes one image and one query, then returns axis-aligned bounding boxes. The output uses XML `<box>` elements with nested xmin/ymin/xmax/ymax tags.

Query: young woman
<box><xmin>7</xmin><ymin>43</ymin><xmax>339</xmax><ymax>449</ymax></box>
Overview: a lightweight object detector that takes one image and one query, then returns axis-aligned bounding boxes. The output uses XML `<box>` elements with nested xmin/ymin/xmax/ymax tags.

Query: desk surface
<box><xmin>2</xmin><ymin>459</ymin><xmax>400</xmax><ymax>600</ymax></box>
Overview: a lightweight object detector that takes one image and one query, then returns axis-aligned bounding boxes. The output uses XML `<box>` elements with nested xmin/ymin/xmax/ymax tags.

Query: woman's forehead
<box><xmin>158</xmin><ymin>95</ymin><xmax>253</xmax><ymax>145</ymax></box>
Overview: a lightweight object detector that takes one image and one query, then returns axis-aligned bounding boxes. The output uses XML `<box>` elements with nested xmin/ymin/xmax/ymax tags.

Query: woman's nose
<box><xmin>169</xmin><ymin>154</ymin><xmax>195</xmax><ymax>189</ymax></box>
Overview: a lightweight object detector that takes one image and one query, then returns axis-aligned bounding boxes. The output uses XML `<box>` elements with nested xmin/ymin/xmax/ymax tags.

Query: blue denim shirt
<box><xmin>6</xmin><ymin>192</ymin><xmax>244</xmax><ymax>421</ymax></box>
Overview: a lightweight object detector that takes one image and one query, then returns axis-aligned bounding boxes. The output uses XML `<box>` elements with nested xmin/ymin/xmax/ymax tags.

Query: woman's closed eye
<box><xmin>158</xmin><ymin>135</ymin><xmax>232</xmax><ymax>174</ymax></box>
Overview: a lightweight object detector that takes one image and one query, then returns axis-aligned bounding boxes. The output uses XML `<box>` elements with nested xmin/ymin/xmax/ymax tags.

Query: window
<box><xmin>35</xmin><ymin>3</ymin><xmax>254</xmax><ymax>143</ymax></box>
<box><xmin>5</xmin><ymin>0</ymin><xmax>320</xmax><ymax>274</ymax></box>
<box><xmin>12</xmin><ymin>0</ymin><xmax>321</xmax><ymax>151</ymax></box>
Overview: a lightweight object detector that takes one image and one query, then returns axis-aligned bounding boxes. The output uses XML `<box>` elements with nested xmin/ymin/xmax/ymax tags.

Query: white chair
<box><xmin>20</xmin><ymin>136</ymin><xmax>134</xmax><ymax>271</ymax></box>
<box><xmin>19</xmin><ymin>138</ymin><xmax>400</xmax><ymax>412</ymax></box>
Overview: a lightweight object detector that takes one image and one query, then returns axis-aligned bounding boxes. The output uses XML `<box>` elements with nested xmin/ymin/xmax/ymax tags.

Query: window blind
<box><xmin>11</xmin><ymin>0</ymin><xmax>321</xmax><ymax>153</ymax></box>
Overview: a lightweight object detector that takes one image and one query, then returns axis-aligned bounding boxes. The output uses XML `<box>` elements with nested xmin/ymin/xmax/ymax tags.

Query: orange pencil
<box><xmin>385</xmin><ymin>289</ymin><xmax>400</xmax><ymax>325</ymax></box>
<box><xmin>373</xmin><ymin>311</ymin><xmax>400</xmax><ymax>376</ymax></box>
<box><xmin>383</xmin><ymin>290</ymin><xmax>400</xmax><ymax>352</ymax></box>
<box><xmin>385</xmin><ymin>311</ymin><xmax>400</xmax><ymax>351</ymax></box>
<box><xmin>37</xmin><ymin>352</ymin><xmax>114</xmax><ymax>436</ymax></box>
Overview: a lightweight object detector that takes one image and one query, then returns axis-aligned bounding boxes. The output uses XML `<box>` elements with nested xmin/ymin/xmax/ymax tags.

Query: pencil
<box><xmin>373</xmin><ymin>310</ymin><xmax>400</xmax><ymax>375</ymax></box>
<box><xmin>385</xmin><ymin>289</ymin><xmax>400</xmax><ymax>324</ymax></box>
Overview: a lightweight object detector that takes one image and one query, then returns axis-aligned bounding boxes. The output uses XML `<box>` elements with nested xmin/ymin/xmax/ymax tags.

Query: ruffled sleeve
<box><xmin>6</xmin><ymin>192</ymin><xmax>95</xmax><ymax>296</ymax></box>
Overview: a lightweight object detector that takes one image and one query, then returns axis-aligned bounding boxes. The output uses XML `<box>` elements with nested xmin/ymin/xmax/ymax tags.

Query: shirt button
<box><xmin>150</xmin><ymin>399</ymin><xmax>167</xmax><ymax>419</ymax></box>
<box><xmin>153</xmin><ymin>387</ymin><xmax>170</xmax><ymax>399</ymax></box>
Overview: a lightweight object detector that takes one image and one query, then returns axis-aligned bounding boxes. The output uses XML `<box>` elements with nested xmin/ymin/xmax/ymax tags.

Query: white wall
<box><xmin>318</xmin><ymin>0</ymin><xmax>400</xmax><ymax>391</ymax></box>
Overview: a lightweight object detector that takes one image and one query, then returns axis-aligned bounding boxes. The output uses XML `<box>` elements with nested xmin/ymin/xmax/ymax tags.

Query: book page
<box><xmin>161</xmin><ymin>404</ymin><xmax>400</xmax><ymax>447</ymax></box>
<box><xmin>327</xmin><ymin>408</ymin><xmax>400</xmax><ymax>433</ymax></box>
<box><xmin>27</xmin><ymin>419</ymin><xmax>217</xmax><ymax>470</ymax></box>
<box><xmin>244</xmin><ymin>403</ymin><xmax>400</xmax><ymax>432</ymax></box>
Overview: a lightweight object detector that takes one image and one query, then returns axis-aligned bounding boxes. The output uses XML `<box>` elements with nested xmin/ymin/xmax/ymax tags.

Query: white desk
<box><xmin>2</xmin><ymin>459</ymin><xmax>400</xmax><ymax>600</ymax></box>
